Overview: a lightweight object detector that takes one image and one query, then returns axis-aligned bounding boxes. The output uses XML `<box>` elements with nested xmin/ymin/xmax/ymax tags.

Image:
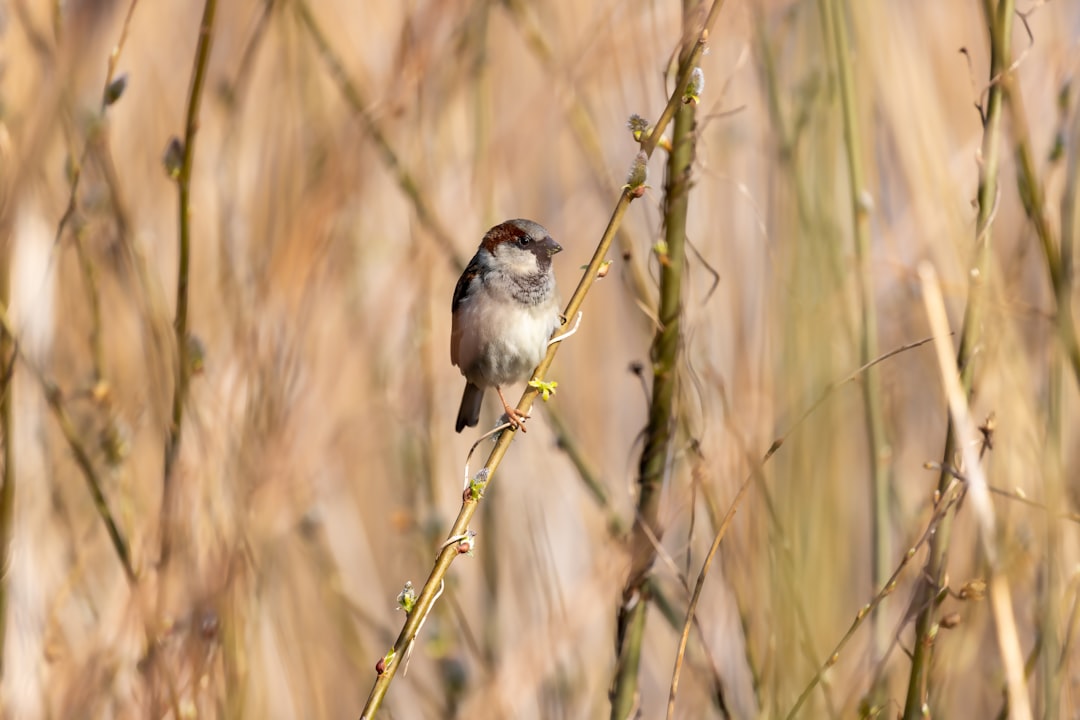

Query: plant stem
<box><xmin>0</xmin><ymin>302</ymin><xmax>136</xmax><ymax>584</ymax></box>
<box><xmin>1042</xmin><ymin>349</ymin><xmax>1063</xmax><ymax>718</ymax></box>
<box><xmin>997</xmin><ymin>33</ymin><xmax>1080</xmax><ymax>387</ymax></box>
<box><xmin>901</xmin><ymin>0</ymin><xmax>1014</xmax><ymax>715</ymax></box>
<box><xmin>0</xmin><ymin>228</ymin><xmax>14</xmax><ymax>674</ymax></box>
<box><xmin>611</xmin><ymin>2</ymin><xmax>701</xmax><ymax>717</ymax></box>
<box><xmin>1048</xmin><ymin>95</ymin><xmax>1080</xmax><ymax>716</ymax></box>
<box><xmin>666</xmin><ymin>466</ymin><xmax>753</xmax><ymax>720</ymax></box>
<box><xmin>821</xmin><ymin>0</ymin><xmax>892</xmax><ymax>680</ymax></box>
<box><xmin>161</xmin><ymin>0</ymin><xmax>217</xmax><ymax>561</ymax></box>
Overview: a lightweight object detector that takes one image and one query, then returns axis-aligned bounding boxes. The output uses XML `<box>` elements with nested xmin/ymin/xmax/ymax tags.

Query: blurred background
<box><xmin>1</xmin><ymin>0</ymin><xmax>1079</xmax><ymax>717</ymax></box>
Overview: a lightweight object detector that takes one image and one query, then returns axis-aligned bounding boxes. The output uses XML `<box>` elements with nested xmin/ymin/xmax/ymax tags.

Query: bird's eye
<box><xmin>517</xmin><ymin>236</ymin><xmax>531</xmax><ymax>246</ymax></box>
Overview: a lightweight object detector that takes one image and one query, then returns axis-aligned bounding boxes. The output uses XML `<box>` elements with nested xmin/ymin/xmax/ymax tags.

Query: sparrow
<box><xmin>451</xmin><ymin>219</ymin><xmax>563</xmax><ymax>433</ymax></box>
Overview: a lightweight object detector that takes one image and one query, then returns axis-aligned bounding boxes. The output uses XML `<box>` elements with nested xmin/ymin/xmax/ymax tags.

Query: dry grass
<box><xmin>1</xmin><ymin>0</ymin><xmax>1079</xmax><ymax>717</ymax></box>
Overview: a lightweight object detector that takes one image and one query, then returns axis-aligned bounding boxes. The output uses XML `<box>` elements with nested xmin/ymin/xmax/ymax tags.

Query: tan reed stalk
<box><xmin>901</xmin><ymin>0</ymin><xmax>1015</xmax><ymax>715</ymax></box>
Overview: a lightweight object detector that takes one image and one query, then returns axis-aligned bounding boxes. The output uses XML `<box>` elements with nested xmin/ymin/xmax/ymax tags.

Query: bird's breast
<box><xmin>455</xmin><ymin>290</ymin><xmax>560</xmax><ymax>387</ymax></box>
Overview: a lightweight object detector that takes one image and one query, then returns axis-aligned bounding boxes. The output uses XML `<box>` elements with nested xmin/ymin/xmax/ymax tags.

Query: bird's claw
<box><xmin>502</xmin><ymin>406</ymin><xmax>531</xmax><ymax>433</ymax></box>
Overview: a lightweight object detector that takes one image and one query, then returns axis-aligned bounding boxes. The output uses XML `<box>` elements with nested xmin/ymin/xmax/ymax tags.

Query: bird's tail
<box><xmin>456</xmin><ymin>382</ymin><xmax>484</xmax><ymax>432</ymax></box>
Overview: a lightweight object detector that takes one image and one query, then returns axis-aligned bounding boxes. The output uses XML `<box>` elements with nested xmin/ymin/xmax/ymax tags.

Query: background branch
<box><xmin>902</xmin><ymin>1</ymin><xmax>1015</xmax><ymax>715</ymax></box>
<box><xmin>611</xmin><ymin>1</ymin><xmax>706</xmax><ymax>716</ymax></box>
<box><xmin>161</xmin><ymin>0</ymin><xmax>218</xmax><ymax>562</ymax></box>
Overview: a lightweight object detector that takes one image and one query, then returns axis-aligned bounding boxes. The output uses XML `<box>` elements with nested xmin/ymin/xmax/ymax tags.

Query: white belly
<box><xmin>457</xmin><ymin>293</ymin><xmax>559</xmax><ymax>387</ymax></box>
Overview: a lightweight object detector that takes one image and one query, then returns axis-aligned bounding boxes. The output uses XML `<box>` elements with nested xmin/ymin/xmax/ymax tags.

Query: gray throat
<box><xmin>493</xmin><ymin>269</ymin><xmax>553</xmax><ymax>306</ymax></box>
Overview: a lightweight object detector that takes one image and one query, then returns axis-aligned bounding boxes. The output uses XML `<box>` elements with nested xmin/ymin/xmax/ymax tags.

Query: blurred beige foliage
<box><xmin>1</xmin><ymin>0</ymin><xmax>1079</xmax><ymax>718</ymax></box>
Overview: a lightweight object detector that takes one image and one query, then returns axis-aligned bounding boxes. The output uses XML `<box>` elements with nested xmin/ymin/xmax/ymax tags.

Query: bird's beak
<box><xmin>544</xmin><ymin>237</ymin><xmax>563</xmax><ymax>257</ymax></box>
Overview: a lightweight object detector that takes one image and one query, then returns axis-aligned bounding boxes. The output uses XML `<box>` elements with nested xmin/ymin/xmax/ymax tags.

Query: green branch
<box><xmin>611</xmin><ymin>3</ymin><xmax>703</xmax><ymax>716</ymax></box>
<box><xmin>162</xmin><ymin>0</ymin><xmax>218</xmax><ymax>560</ymax></box>
<box><xmin>996</xmin><ymin>19</ymin><xmax>1080</xmax><ymax>386</ymax></box>
<box><xmin>821</xmin><ymin>0</ymin><xmax>893</xmax><ymax>686</ymax></box>
<box><xmin>998</xmin><ymin>13</ymin><xmax>1080</xmax><ymax>717</ymax></box>
<box><xmin>901</xmin><ymin>0</ymin><xmax>1014</xmax><ymax>716</ymax></box>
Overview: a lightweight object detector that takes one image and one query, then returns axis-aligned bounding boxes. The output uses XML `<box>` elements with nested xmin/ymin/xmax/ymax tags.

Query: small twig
<box><xmin>983</xmin><ymin>484</ymin><xmax>1080</xmax><ymax>524</ymax></box>
<box><xmin>685</xmin><ymin>237</ymin><xmax>721</xmax><ymax>305</ymax></box>
<box><xmin>632</xmin><ymin>508</ymin><xmax>690</xmax><ymax>595</ymax></box>
<box><xmin>677</xmin><ymin>335</ymin><xmax>940</xmax><ymax>720</ymax></box>
<box><xmin>161</xmin><ymin>0</ymin><xmax>219</xmax><ymax>561</ymax></box>
<box><xmin>0</xmin><ymin>302</ymin><xmax>136</xmax><ymax>584</ymax></box>
<box><xmin>462</xmin><ymin>428</ymin><xmax>511</xmax><ymax>487</ymax></box>
<box><xmin>71</xmin><ymin>226</ymin><xmax>106</xmax><ymax>383</ymax></box>
<box><xmin>666</xmin><ymin>465</ymin><xmax>753</xmax><ymax>720</ymax></box>
<box><xmin>0</xmin><ymin>242</ymin><xmax>13</xmax><ymax>677</ymax></box>
<box><xmin>45</xmin><ymin>385</ymin><xmax>137</xmax><ymax>585</ymax></box>
<box><xmin>54</xmin><ymin>0</ymin><xmax>142</xmax><ymax>249</ymax></box>
<box><xmin>783</xmin><ymin>478</ymin><xmax>964</xmax><ymax>720</ymax></box>
<box><xmin>785</xmin><ymin>335</ymin><xmax>937</xmax><ymax>433</ymax></box>
<box><xmin>993</xmin><ymin>0</ymin><xmax>1080</xmax><ymax>388</ymax></box>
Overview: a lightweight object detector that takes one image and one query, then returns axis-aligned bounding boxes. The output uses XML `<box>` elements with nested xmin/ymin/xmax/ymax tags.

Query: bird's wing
<box><xmin>450</xmin><ymin>256</ymin><xmax>483</xmax><ymax>367</ymax></box>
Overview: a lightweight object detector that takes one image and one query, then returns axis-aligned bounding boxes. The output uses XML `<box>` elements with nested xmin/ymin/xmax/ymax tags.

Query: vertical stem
<box><xmin>611</xmin><ymin>596</ymin><xmax>649</xmax><ymax>720</ymax></box>
<box><xmin>161</xmin><ymin>0</ymin><xmax>218</xmax><ymax>559</ymax></box>
<box><xmin>901</xmin><ymin>0</ymin><xmax>1013</xmax><ymax>716</ymax></box>
<box><xmin>998</xmin><ymin>47</ymin><xmax>1080</xmax><ymax>386</ymax></box>
<box><xmin>0</xmin><ymin>232</ymin><xmax>14</xmax><ymax>674</ymax></box>
<box><xmin>72</xmin><ymin>225</ymin><xmax>106</xmax><ymax>383</ymax></box>
<box><xmin>1043</xmin><ymin>88</ymin><xmax>1080</xmax><ymax>720</ymax></box>
<box><xmin>993</xmin><ymin>39</ymin><xmax>1077</xmax><ymax>712</ymax></box>
<box><xmin>1042</xmin><ymin>351</ymin><xmax>1062</xmax><ymax>718</ymax></box>
<box><xmin>821</xmin><ymin>0</ymin><xmax>892</xmax><ymax>677</ymax></box>
<box><xmin>610</xmin><ymin>3</ymin><xmax>700</xmax><ymax>717</ymax></box>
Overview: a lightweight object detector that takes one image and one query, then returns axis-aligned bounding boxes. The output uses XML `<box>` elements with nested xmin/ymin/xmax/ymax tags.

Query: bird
<box><xmin>451</xmin><ymin>219</ymin><xmax>562</xmax><ymax>433</ymax></box>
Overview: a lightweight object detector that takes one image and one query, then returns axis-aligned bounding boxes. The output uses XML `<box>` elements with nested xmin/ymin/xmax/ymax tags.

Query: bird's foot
<box><xmin>500</xmin><ymin>405</ymin><xmax>530</xmax><ymax>433</ymax></box>
<box><xmin>496</xmin><ymin>386</ymin><xmax>530</xmax><ymax>432</ymax></box>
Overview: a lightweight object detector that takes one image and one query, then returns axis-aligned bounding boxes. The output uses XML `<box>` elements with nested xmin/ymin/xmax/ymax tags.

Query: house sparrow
<box><xmin>452</xmin><ymin>219</ymin><xmax>563</xmax><ymax>433</ymax></box>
